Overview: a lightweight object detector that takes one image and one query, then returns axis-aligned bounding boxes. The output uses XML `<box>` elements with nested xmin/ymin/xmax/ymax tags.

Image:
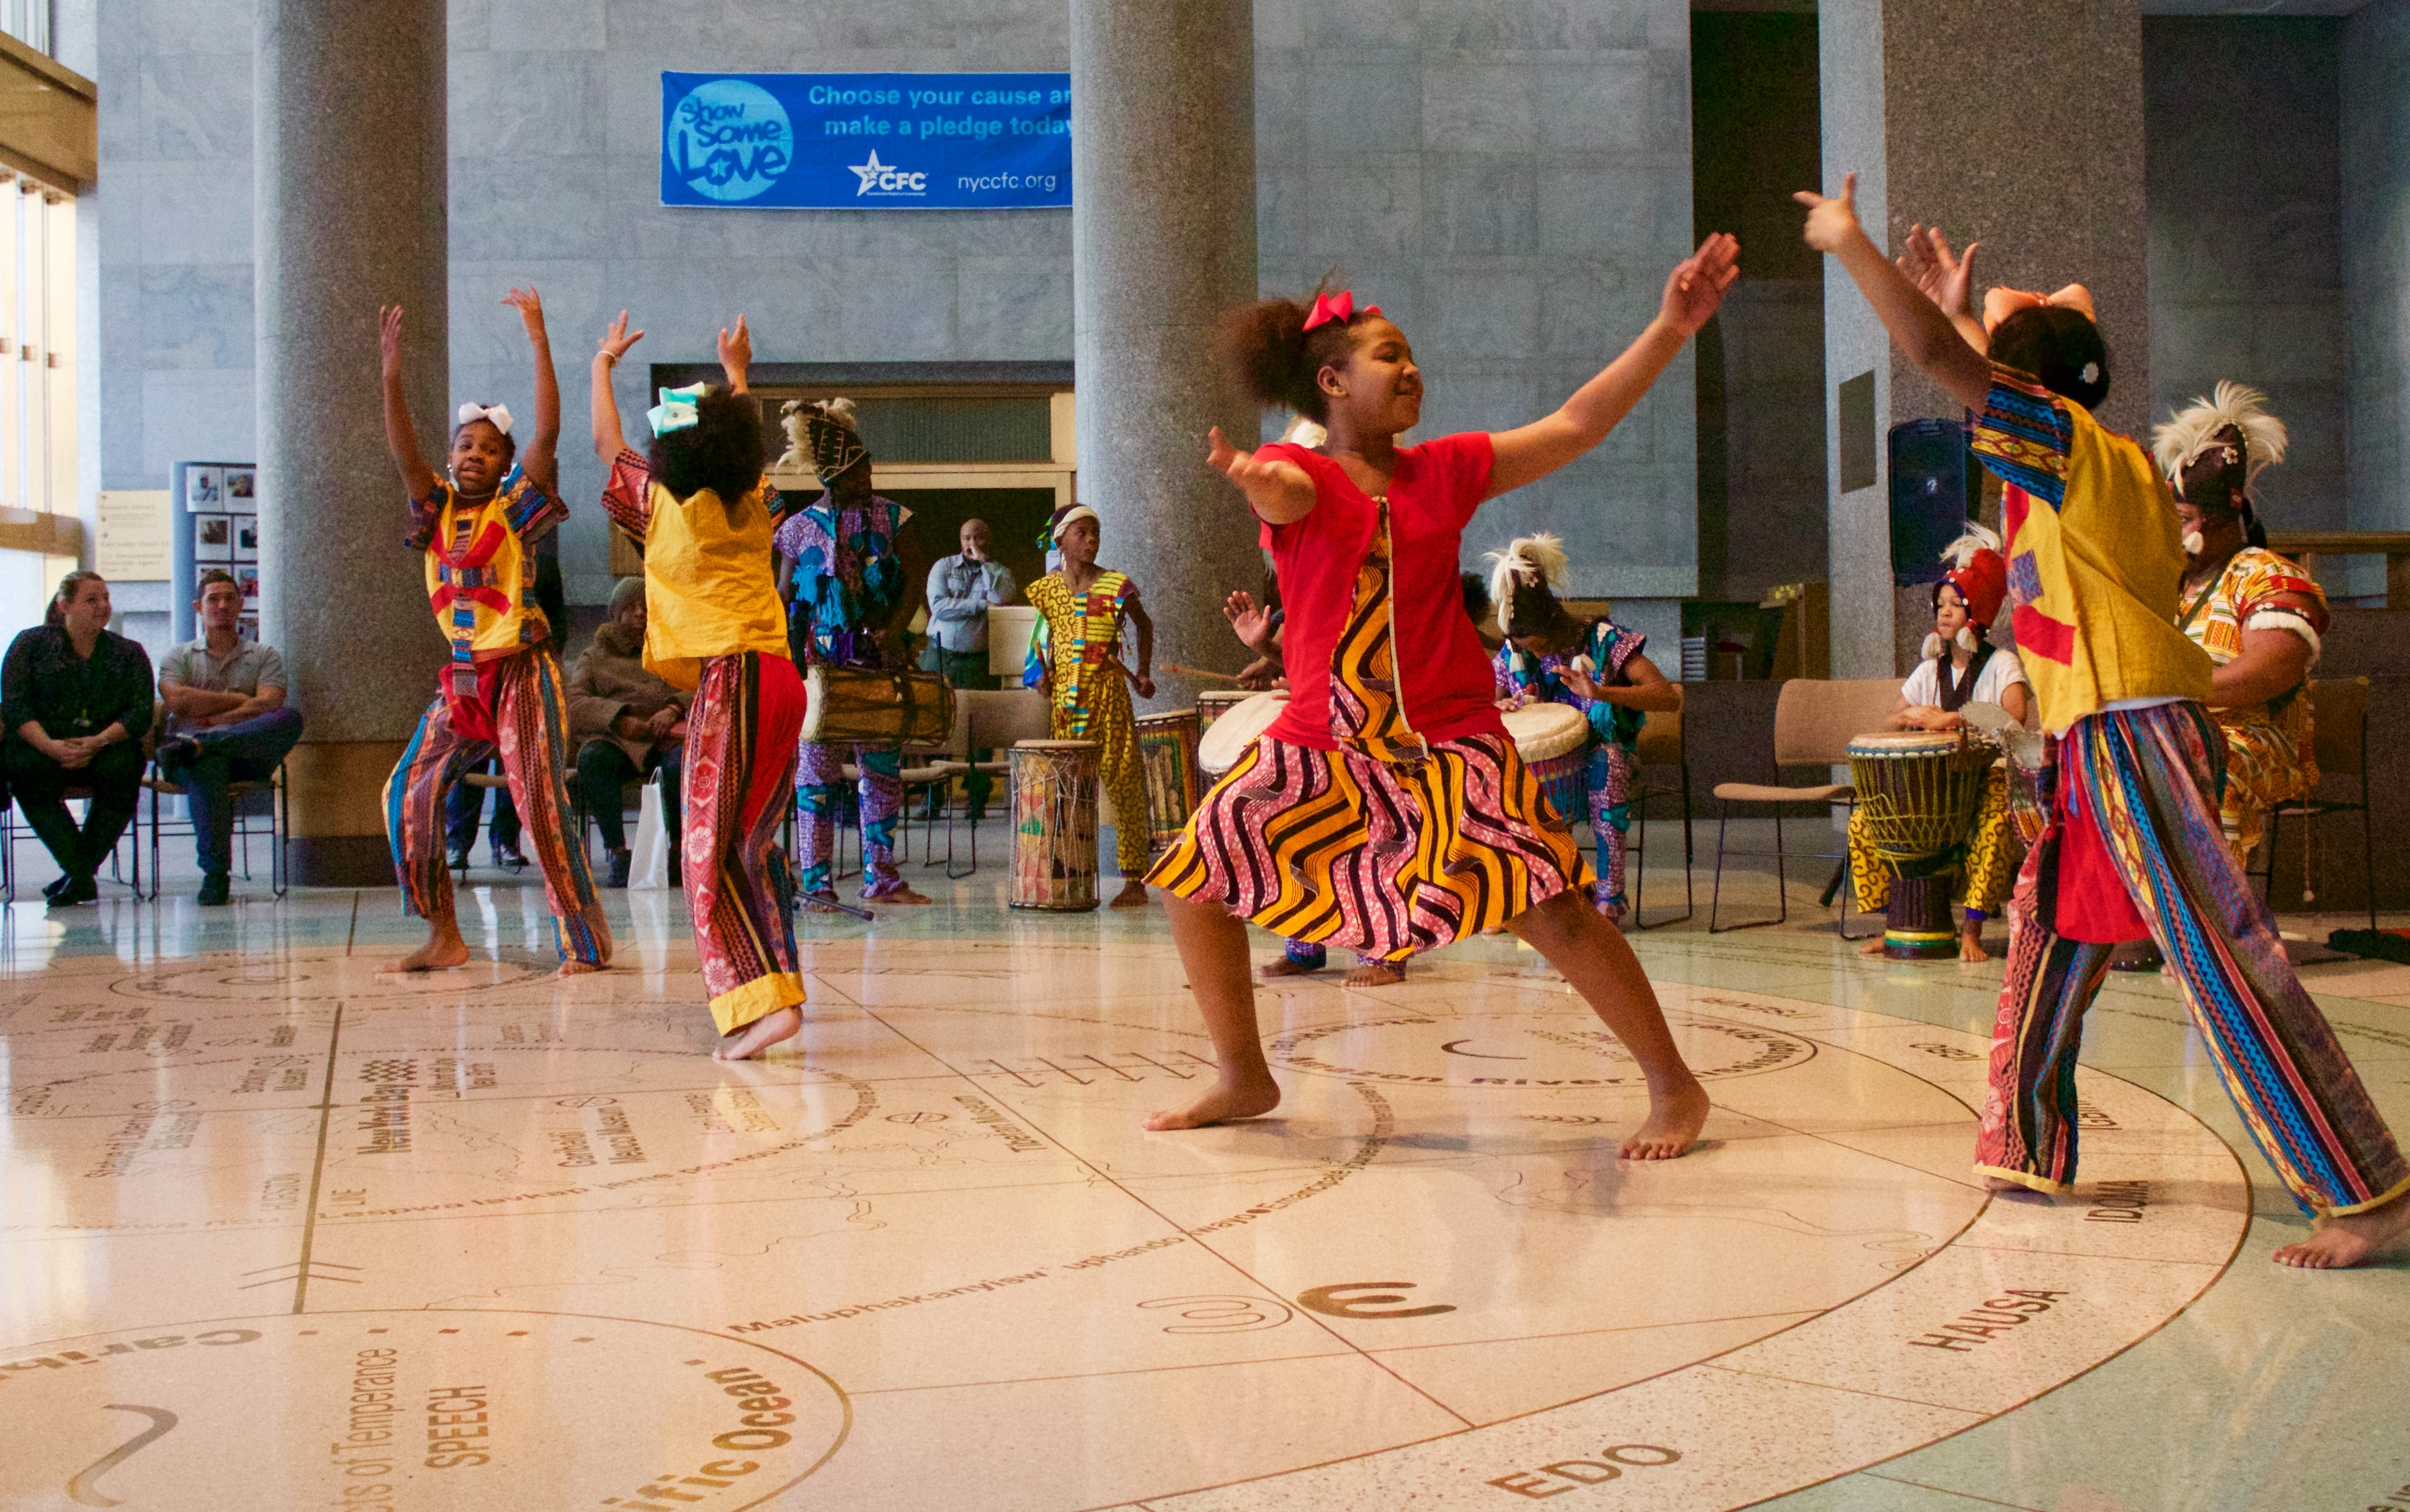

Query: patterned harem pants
<box><xmin>383</xmin><ymin>646</ymin><xmax>604</xmax><ymax>965</ymax></box>
<box><xmin>1978</xmin><ymin>701</ymin><xmax>2409</xmax><ymax>1215</ymax></box>
<box><xmin>687</xmin><ymin>652</ymin><xmax>809</xmax><ymax>1035</ymax></box>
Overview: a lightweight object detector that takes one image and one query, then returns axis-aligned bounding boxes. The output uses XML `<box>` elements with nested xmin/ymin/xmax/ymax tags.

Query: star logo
<box><xmin>849</xmin><ymin>150</ymin><xmax>928</xmax><ymax>198</ymax></box>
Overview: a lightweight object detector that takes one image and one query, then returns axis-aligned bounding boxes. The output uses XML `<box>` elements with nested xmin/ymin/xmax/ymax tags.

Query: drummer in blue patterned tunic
<box><xmin>1487</xmin><ymin>535</ymin><xmax>1681</xmax><ymax>924</ymax></box>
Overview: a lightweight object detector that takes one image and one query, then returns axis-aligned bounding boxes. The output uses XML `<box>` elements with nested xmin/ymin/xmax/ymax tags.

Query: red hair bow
<box><xmin>1303</xmin><ymin>290</ymin><xmax>1379</xmax><ymax>332</ymax></box>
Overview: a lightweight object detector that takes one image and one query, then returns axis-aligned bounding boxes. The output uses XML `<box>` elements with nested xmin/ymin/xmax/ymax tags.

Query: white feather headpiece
<box><xmin>1939</xmin><ymin>521</ymin><xmax>2001</xmax><ymax>571</ymax></box>
<box><xmin>2150</xmin><ymin>381</ymin><xmax>2288</xmax><ymax>488</ymax></box>
<box><xmin>1482</xmin><ymin>534</ymin><xmax>1570</xmax><ymax>639</ymax></box>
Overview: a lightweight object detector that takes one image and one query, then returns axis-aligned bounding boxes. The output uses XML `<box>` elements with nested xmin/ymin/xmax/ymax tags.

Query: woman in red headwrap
<box><xmin>1847</xmin><ymin>526</ymin><xmax>2030</xmax><ymax>961</ymax></box>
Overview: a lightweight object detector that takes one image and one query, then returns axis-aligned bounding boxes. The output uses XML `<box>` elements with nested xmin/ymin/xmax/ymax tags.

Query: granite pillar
<box><xmin>255</xmin><ymin>0</ymin><xmax>448</xmax><ymax>884</ymax></box>
<box><xmin>1069</xmin><ymin>0</ymin><xmax>1259</xmax><ymax>711</ymax></box>
<box><xmin>1818</xmin><ymin>0</ymin><xmax>2149</xmax><ymax>677</ymax></box>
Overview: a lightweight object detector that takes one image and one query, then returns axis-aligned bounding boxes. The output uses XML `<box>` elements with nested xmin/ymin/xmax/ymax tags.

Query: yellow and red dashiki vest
<box><xmin>1970</xmin><ymin>368</ymin><xmax>2211</xmax><ymax>734</ymax></box>
<box><xmin>2178</xmin><ymin>544</ymin><xmax>2326</xmax><ymax>793</ymax></box>
<box><xmin>408</xmin><ymin>463</ymin><xmax>565</xmax><ymax>693</ymax></box>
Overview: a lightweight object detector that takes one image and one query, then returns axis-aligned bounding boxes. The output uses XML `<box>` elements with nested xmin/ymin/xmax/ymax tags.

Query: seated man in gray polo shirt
<box><xmin>922</xmin><ymin>517</ymin><xmax>1016</xmax><ymax>820</ymax></box>
<box><xmin>155</xmin><ymin>570</ymin><xmax>306</xmax><ymax>905</ymax></box>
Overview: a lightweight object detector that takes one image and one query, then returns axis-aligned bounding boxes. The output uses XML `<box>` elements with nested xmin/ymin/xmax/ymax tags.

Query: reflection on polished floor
<box><xmin>0</xmin><ymin>844</ymin><xmax>2406</xmax><ymax>1511</ymax></box>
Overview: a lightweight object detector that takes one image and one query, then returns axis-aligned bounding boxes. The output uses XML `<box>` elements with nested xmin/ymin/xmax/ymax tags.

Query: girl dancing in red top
<box><xmin>1147</xmin><ymin>237</ymin><xmax>1738</xmax><ymax>1157</ymax></box>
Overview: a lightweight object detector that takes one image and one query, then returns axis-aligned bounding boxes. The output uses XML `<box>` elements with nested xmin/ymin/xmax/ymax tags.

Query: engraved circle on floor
<box><xmin>0</xmin><ymin>1310</ymin><xmax>847</xmax><ymax>1508</ymax></box>
<box><xmin>0</xmin><ymin>947</ymin><xmax>2248</xmax><ymax>1511</ymax></box>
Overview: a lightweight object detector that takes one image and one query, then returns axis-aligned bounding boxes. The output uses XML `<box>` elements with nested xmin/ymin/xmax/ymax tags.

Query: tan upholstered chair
<box><xmin>2259</xmin><ymin>676</ymin><xmax>2376</xmax><ymax>932</ymax></box>
<box><xmin>1708</xmin><ymin>677</ymin><xmax>1901</xmax><ymax>932</ymax></box>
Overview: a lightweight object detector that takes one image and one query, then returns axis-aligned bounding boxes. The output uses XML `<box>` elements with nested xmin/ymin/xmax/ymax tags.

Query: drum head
<box><xmin>1198</xmin><ymin>692</ymin><xmax>1289</xmax><ymax>775</ymax></box>
<box><xmin>1846</xmin><ymin>731</ymin><xmax>1961</xmax><ymax>758</ymax></box>
<box><xmin>1137</xmin><ymin>709</ymin><xmax>1200</xmax><ymax>731</ymax></box>
<box><xmin>1500</xmin><ymin>702</ymin><xmax>1589</xmax><ymax>763</ymax></box>
<box><xmin>1016</xmin><ymin>740</ymin><xmax>1100</xmax><ymax>750</ymax></box>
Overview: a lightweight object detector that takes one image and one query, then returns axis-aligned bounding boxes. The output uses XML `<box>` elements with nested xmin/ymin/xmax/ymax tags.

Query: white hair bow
<box><xmin>455</xmin><ymin>401</ymin><xmax>514</xmax><ymax>435</ymax></box>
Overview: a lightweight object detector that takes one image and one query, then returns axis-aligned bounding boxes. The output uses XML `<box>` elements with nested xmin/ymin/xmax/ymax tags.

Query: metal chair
<box><xmin>141</xmin><ymin>763</ymin><xmax>288</xmax><ymax>900</ymax></box>
<box><xmin>926</xmin><ymin>689</ymin><xmax>1054</xmax><ymax>878</ymax></box>
<box><xmin>2256</xmin><ymin>676</ymin><xmax>2378</xmax><ymax>934</ymax></box>
<box><xmin>1627</xmin><ymin>704</ymin><xmax>1695</xmax><ymax>928</ymax></box>
<box><xmin>1708</xmin><ymin>678</ymin><xmax>1899</xmax><ymax>932</ymax></box>
<box><xmin>1</xmin><ymin>786</ymin><xmax>143</xmax><ymax>905</ymax></box>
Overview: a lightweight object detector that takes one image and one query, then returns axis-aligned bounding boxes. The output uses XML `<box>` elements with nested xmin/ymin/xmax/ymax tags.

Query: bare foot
<box><xmin>873</xmin><ymin>887</ymin><xmax>939</xmax><ymax>906</ymax></box>
<box><xmin>1958</xmin><ymin>929</ymin><xmax>1989</xmax><ymax>963</ymax></box>
<box><xmin>1145</xmin><ymin>1071</ymin><xmax>1281</xmax><ymax>1131</ymax></box>
<box><xmin>556</xmin><ymin>958</ymin><xmax>603</xmax><ymax>978</ymax></box>
<box><xmin>1109</xmin><ymin>881</ymin><xmax>1150</xmax><ymax>908</ymax></box>
<box><xmin>1344</xmin><ymin>960</ymin><xmax>1406</xmax><ymax>987</ymax></box>
<box><xmin>1620</xmin><ymin>1077</ymin><xmax>1710</xmax><ymax>1160</ymax></box>
<box><xmin>1259</xmin><ymin>957</ymin><xmax>1319</xmax><ymax>979</ymax></box>
<box><xmin>1858</xmin><ymin>935</ymin><xmax>1887</xmax><ymax>956</ymax></box>
<box><xmin>714</xmin><ymin>1006</ymin><xmax>802</xmax><ymax>1061</ymax></box>
<box><xmin>381</xmin><ymin>932</ymin><xmax>470</xmax><ymax>973</ymax></box>
<box><xmin>2272</xmin><ymin>1194</ymin><xmax>2410</xmax><ymax>1269</ymax></box>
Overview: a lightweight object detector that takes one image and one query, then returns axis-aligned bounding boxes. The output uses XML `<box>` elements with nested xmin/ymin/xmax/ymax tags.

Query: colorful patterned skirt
<box><xmin>1145</xmin><ymin>730</ymin><xmax>1591</xmax><ymax>962</ymax></box>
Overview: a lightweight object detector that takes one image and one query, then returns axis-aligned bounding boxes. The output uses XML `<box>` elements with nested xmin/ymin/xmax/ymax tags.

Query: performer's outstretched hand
<box><xmin>599</xmin><ymin>309</ymin><xmax>645</xmax><ymax>362</ymax></box>
<box><xmin>1660</xmin><ymin>232</ymin><xmax>1740</xmax><ymax>336</ymax></box>
<box><xmin>1795</xmin><ymin>172</ymin><xmax>1862</xmax><ymax>254</ymax></box>
<box><xmin>717</xmin><ymin>314</ymin><xmax>752</xmax><ymax>393</ymax></box>
<box><xmin>1898</xmin><ymin>225</ymin><xmax>1988</xmax><ymax>353</ymax></box>
<box><xmin>1224</xmin><ymin>590</ymin><xmax>1274</xmax><ymax>652</ymax></box>
<box><xmin>1206</xmin><ymin>425</ymin><xmax>1316</xmax><ymax>523</ymax></box>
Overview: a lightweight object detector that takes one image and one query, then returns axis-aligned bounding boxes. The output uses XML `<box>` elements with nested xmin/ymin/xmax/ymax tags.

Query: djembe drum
<box><xmin>799</xmin><ymin>666</ymin><xmax>955</xmax><ymax>747</ymax></box>
<box><xmin>1846</xmin><ymin>731</ymin><xmax>1995</xmax><ymax>959</ymax></box>
<box><xmin>1197</xmin><ymin>690</ymin><xmax>1253</xmax><ymax>730</ymax></box>
<box><xmin>1010</xmin><ymin>741</ymin><xmax>1100</xmax><ymax>912</ymax></box>
<box><xmin>1198</xmin><ymin>691</ymin><xmax>1290</xmax><ymax>778</ymax></box>
<box><xmin>1135</xmin><ymin>709</ymin><xmax>1203</xmax><ymax>858</ymax></box>
<box><xmin>1501</xmin><ymin>703</ymin><xmax>1590</xmax><ymax>826</ymax></box>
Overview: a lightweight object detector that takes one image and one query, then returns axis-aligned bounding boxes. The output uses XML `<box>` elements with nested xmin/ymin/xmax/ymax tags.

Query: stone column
<box><xmin>1069</xmin><ymin>0</ymin><xmax>1259</xmax><ymax>711</ymax></box>
<box><xmin>255</xmin><ymin>0</ymin><xmax>449</xmax><ymax>884</ymax></box>
<box><xmin>1819</xmin><ymin>0</ymin><xmax>2149</xmax><ymax>677</ymax></box>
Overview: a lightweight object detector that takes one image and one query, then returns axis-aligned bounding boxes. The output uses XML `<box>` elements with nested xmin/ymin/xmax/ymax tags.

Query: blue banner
<box><xmin>660</xmin><ymin>72</ymin><xmax>1072</xmax><ymax>210</ymax></box>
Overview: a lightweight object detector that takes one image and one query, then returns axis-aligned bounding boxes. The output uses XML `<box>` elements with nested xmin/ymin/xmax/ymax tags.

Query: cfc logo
<box><xmin>850</xmin><ymin>150</ymin><xmax>928</xmax><ymax>197</ymax></box>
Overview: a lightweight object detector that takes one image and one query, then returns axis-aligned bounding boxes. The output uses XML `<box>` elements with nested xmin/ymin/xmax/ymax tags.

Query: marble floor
<box><xmin>0</xmin><ymin>835</ymin><xmax>2406</xmax><ymax>1511</ymax></box>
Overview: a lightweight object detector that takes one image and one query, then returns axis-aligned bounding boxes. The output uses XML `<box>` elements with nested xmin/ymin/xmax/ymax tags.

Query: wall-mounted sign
<box><xmin>660</xmin><ymin>72</ymin><xmax>1071</xmax><ymax>211</ymax></box>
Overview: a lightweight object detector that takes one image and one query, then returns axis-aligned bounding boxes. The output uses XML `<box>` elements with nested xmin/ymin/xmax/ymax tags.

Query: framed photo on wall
<box><xmin>234</xmin><ymin>519</ymin><xmax>259</xmax><ymax>562</ymax></box>
<box><xmin>195</xmin><ymin>514</ymin><xmax>233</xmax><ymax>563</ymax></box>
<box><xmin>185</xmin><ymin>466</ymin><xmax>222</xmax><ymax>511</ymax></box>
<box><xmin>223</xmin><ymin>467</ymin><xmax>257</xmax><ymax>511</ymax></box>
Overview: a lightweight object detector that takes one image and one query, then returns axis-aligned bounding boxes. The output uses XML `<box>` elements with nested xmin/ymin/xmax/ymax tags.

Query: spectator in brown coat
<box><xmin>569</xmin><ymin>578</ymin><xmax>689</xmax><ymax>887</ymax></box>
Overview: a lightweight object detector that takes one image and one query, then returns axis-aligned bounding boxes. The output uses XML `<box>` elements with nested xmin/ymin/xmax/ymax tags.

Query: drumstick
<box><xmin>1161</xmin><ymin>662</ymin><xmax>1250</xmax><ymax>685</ymax></box>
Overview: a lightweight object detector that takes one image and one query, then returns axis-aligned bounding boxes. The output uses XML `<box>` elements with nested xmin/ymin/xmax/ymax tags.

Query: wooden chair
<box><xmin>1627</xmin><ymin>705</ymin><xmax>1695</xmax><ymax>928</ymax></box>
<box><xmin>1708</xmin><ymin>678</ymin><xmax>1899</xmax><ymax>932</ymax></box>
<box><xmin>2256</xmin><ymin>676</ymin><xmax>2378</xmax><ymax>933</ymax></box>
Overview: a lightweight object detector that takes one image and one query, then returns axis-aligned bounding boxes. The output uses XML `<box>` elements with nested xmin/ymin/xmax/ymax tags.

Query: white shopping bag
<box><xmin>629</xmin><ymin>781</ymin><xmax>673</xmax><ymax>891</ymax></box>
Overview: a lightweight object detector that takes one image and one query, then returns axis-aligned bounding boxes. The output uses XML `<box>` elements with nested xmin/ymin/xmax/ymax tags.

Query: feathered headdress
<box><xmin>1482</xmin><ymin>534</ymin><xmax>1570</xmax><ymax>641</ymax></box>
<box><xmin>2150</xmin><ymin>381</ymin><xmax>2286</xmax><ymax>527</ymax></box>
<box><xmin>1923</xmin><ymin>522</ymin><xmax>2007</xmax><ymax>660</ymax></box>
<box><xmin>775</xmin><ymin>396</ymin><xmax>869</xmax><ymax>486</ymax></box>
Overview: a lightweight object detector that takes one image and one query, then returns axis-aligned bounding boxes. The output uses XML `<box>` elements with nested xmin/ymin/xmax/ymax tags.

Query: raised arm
<box><xmin>502</xmin><ymin>288</ymin><xmax>560</xmax><ymax>494</ymax></box>
<box><xmin>1205</xmin><ymin>426</ymin><xmax>1317</xmax><ymax>524</ymax></box>
<box><xmin>378</xmin><ymin>305</ymin><xmax>438</xmax><ymax>501</ymax></box>
<box><xmin>592</xmin><ymin>311</ymin><xmax>645</xmax><ymax>463</ymax></box>
<box><xmin>1898</xmin><ymin>224</ymin><xmax>1989</xmax><ymax>356</ymax></box>
<box><xmin>718</xmin><ymin>315</ymin><xmax>751</xmax><ymax>396</ymax></box>
<box><xmin>1797</xmin><ymin>175</ymin><xmax>1992</xmax><ymax>412</ymax></box>
<box><xmin>1488</xmin><ymin>234</ymin><xmax>1738</xmax><ymax>498</ymax></box>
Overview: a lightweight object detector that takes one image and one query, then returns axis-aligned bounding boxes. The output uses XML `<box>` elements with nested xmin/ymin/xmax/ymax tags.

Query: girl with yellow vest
<box><xmin>1800</xmin><ymin>176</ymin><xmax>2410</xmax><ymax>1268</ymax></box>
<box><xmin>377</xmin><ymin>291</ymin><xmax>610</xmax><ymax>977</ymax></box>
<box><xmin>594</xmin><ymin>313</ymin><xmax>811</xmax><ymax>1061</ymax></box>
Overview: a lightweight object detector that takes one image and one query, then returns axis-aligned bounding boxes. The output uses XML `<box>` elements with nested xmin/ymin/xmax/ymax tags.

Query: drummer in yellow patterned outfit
<box><xmin>1025</xmin><ymin>505</ymin><xmax>1157</xmax><ymax>907</ymax></box>
<box><xmin>2152</xmin><ymin>382</ymin><xmax>2327</xmax><ymax>865</ymax></box>
<box><xmin>1849</xmin><ymin>526</ymin><xmax>2030</xmax><ymax>962</ymax></box>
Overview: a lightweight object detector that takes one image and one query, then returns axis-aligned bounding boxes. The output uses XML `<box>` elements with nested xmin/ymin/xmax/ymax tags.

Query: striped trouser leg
<box><xmin>687</xmin><ymin>653</ymin><xmax>809</xmax><ymax>1034</ymax></box>
<box><xmin>383</xmin><ymin>694</ymin><xmax>484</xmax><ymax>929</ymax></box>
<box><xmin>494</xmin><ymin>648</ymin><xmax>604</xmax><ymax>965</ymax></box>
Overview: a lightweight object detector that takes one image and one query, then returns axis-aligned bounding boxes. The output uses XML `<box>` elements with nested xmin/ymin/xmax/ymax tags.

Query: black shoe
<box><xmin>197</xmin><ymin>872</ymin><xmax>231</xmax><ymax>906</ymax></box>
<box><xmin>447</xmin><ymin>848</ymin><xmax>471</xmax><ymax>871</ymax></box>
<box><xmin>155</xmin><ymin>737</ymin><xmax>201</xmax><ymax>769</ymax></box>
<box><xmin>47</xmin><ymin>874</ymin><xmax>96</xmax><ymax>907</ymax></box>
<box><xmin>606</xmin><ymin>849</ymin><xmax>632</xmax><ymax>889</ymax></box>
<box><xmin>41</xmin><ymin>873</ymin><xmax>73</xmax><ymax>902</ymax></box>
<box><xmin>493</xmin><ymin>842</ymin><xmax>528</xmax><ymax>872</ymax></box>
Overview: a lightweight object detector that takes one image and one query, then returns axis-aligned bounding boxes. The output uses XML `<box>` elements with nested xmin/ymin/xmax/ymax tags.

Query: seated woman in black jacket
<box><xmin>2</xmin><ymin>572</ymin><xmax>153</xmax><ymax>904</ymax></box>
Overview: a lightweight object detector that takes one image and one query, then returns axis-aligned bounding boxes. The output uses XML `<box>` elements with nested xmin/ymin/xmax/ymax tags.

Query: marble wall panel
<box><xmin>2344</xmin><ymin>0</ymin><xmax>2410</xmax><ymax>544</ymax></box>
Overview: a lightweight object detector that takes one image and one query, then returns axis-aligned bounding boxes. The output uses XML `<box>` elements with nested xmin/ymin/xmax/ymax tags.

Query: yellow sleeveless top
<box><xmin>641</xmin><ymin>482</ymin><xmax>791</xmax><ymax>690</ymax></box>
<box><xmin>1974</xmin><ymin>371</ymin><xmax>2210</xmax><ymax>734</ymax></box>
<box><xmin>417</xmin><ymin>466</ymin><xmax>553</xmax><ymax>662</ymax></box>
